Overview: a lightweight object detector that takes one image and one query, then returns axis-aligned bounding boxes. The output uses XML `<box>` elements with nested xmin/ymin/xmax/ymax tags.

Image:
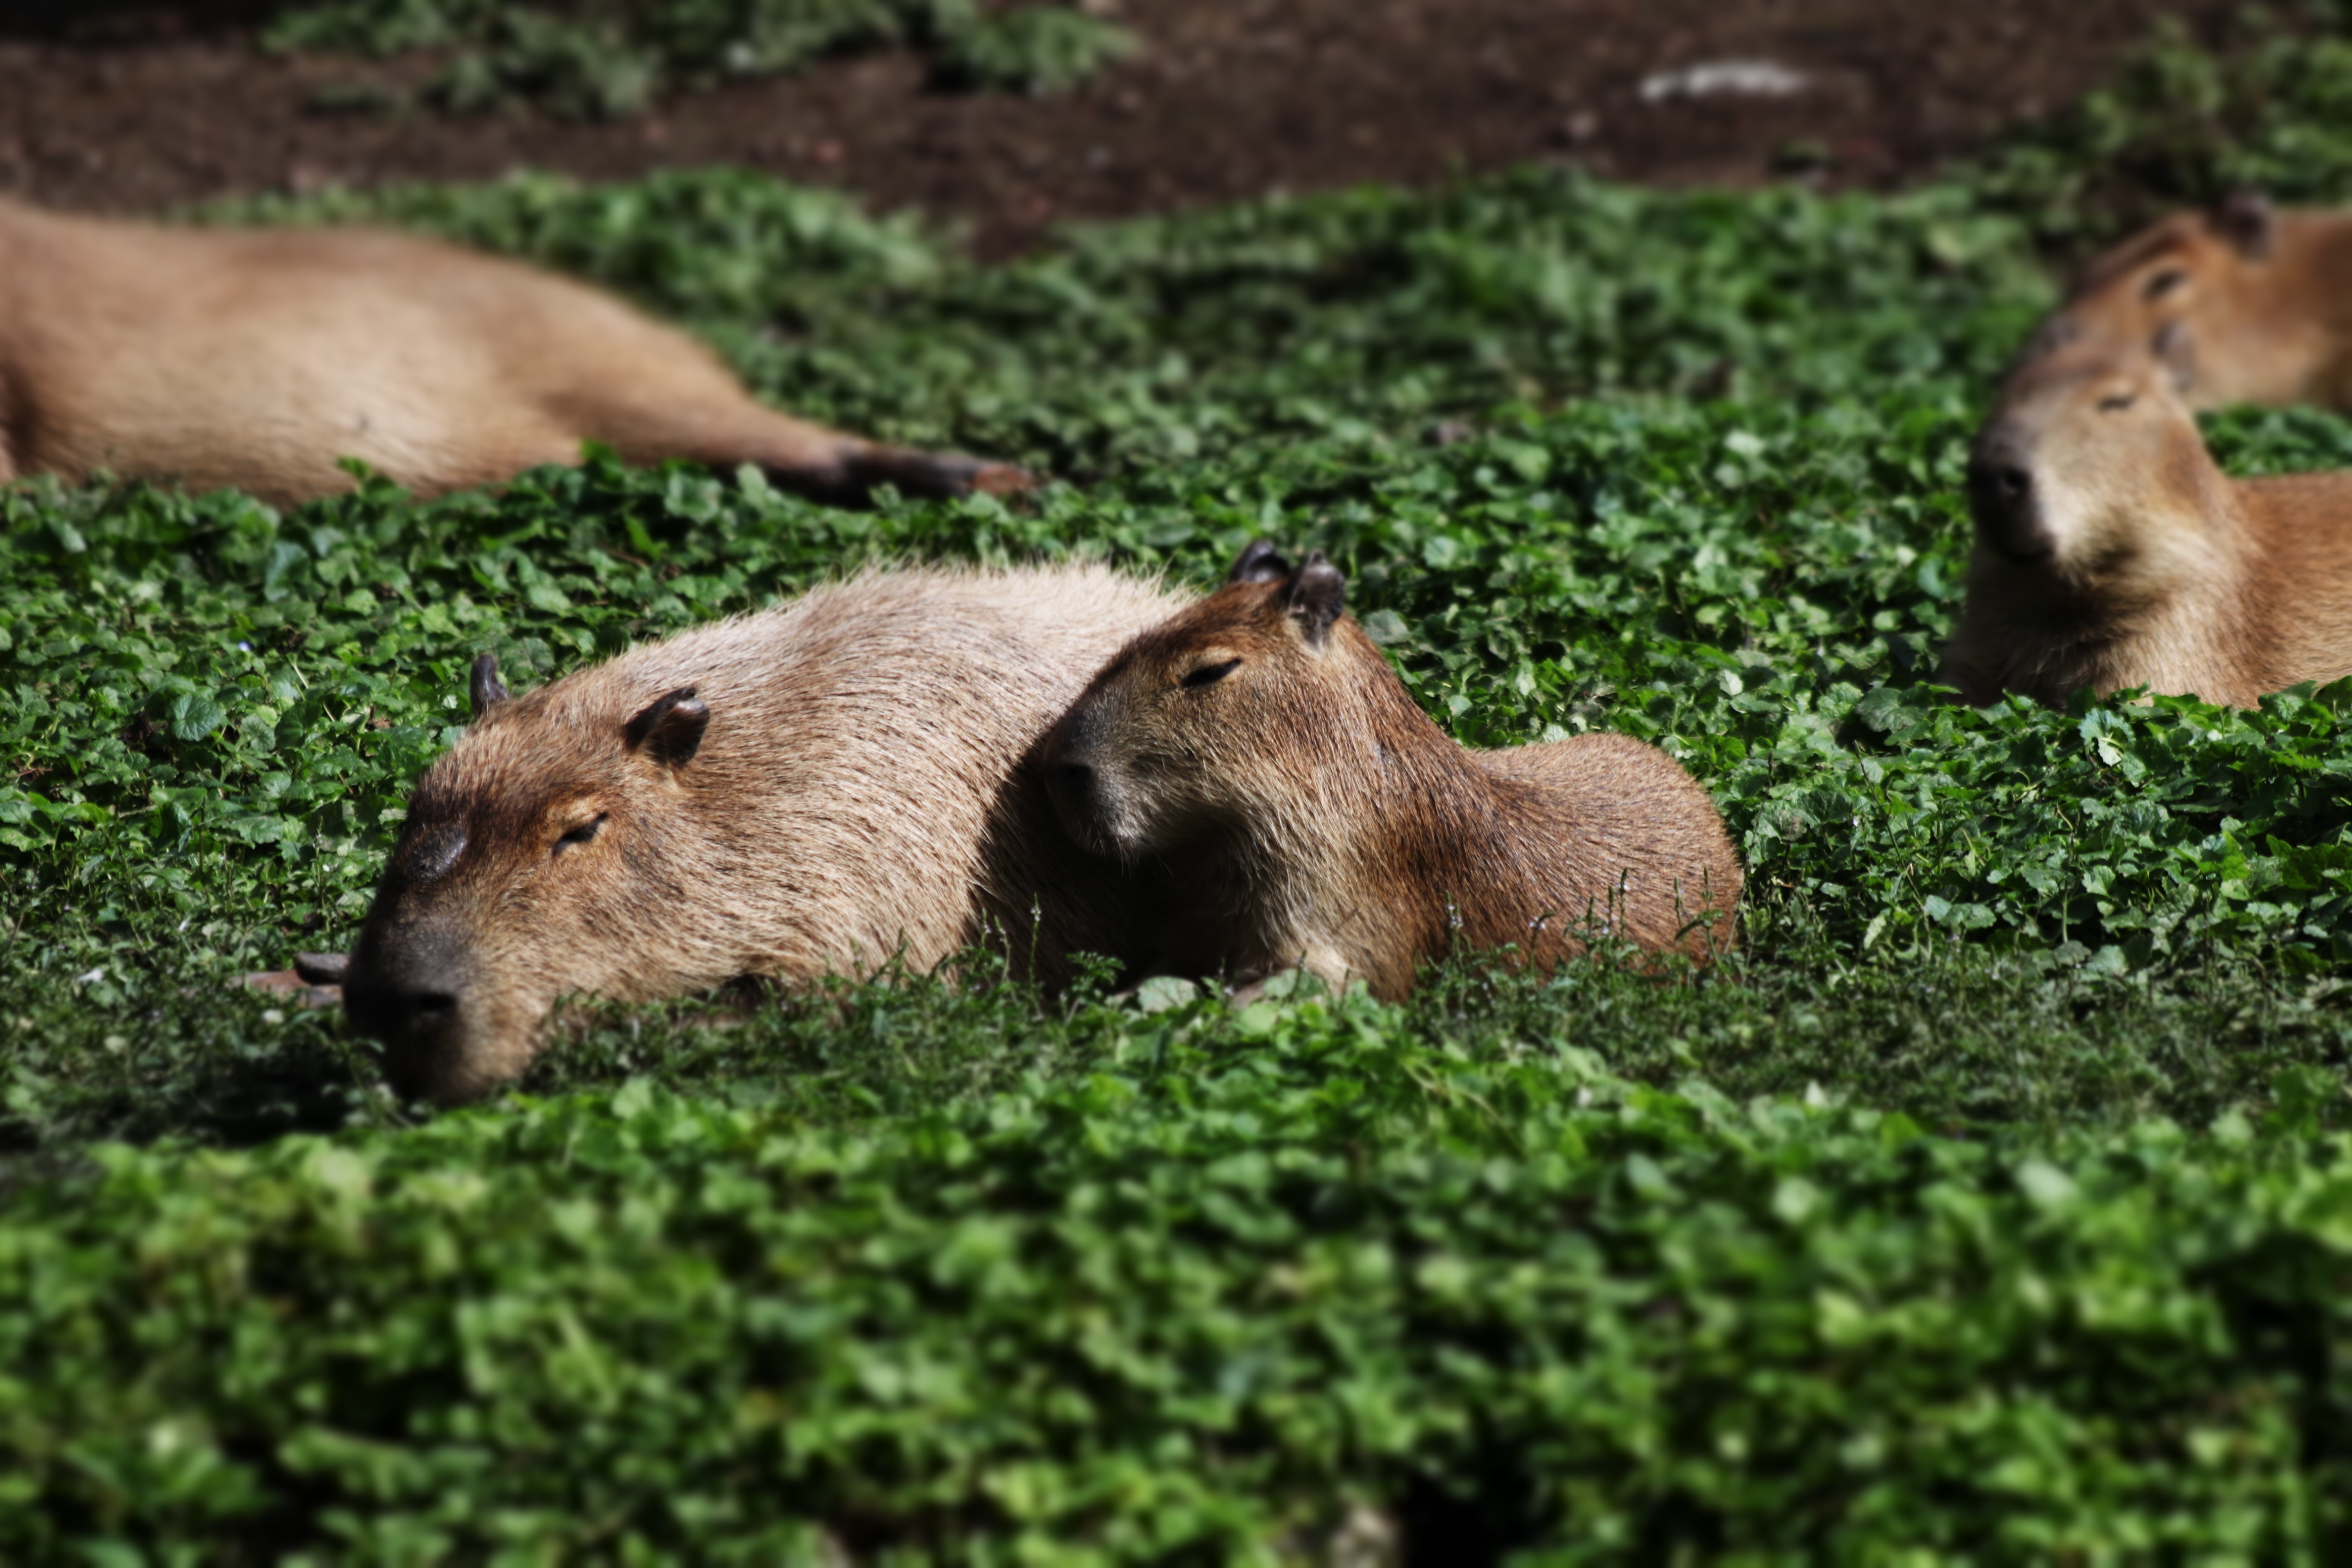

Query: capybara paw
<box><xmin>966</xmin><ymin>461</ymin><xmax>1039</xmax><ymax>497</ymax></box>
<box><xmin>239</xmin><ymin>968</ymin><xmax>343</xmax><ymax>1006</ymax></box>
<box><xmin>854</xmin><ymin>448</ymin><xmax>1039</xmax><ymax>501</ymax></box>
<box><xmin>294</xmin><ymin>951</ymin><xmax>351</xmax><ymax>985</ymax></box>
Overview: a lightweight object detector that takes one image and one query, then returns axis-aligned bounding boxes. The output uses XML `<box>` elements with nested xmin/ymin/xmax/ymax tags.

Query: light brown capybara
<box><xmin>1039</xmin><ymin>542</ymin><xmax>1742</xmax><ymax>1000</ymax></box>
<box><xmin>0</xmin><ymin>197</ymin><xmax>1029</xmax><ymax>508</ymax></box>
<box><xmin>1947</xmin><ymin>334</ymin><xmax>2352</xmax><ymax>708</ymax></box>
<box><xmin>2017</xmin><ymin>191</ymin><xmax>2352</xmax><ymax>411</ymax></box>
<box><xmin>325</xmin><ymin>563</ymin><xmax>1189</xmax><ymax>1104</ymax></box>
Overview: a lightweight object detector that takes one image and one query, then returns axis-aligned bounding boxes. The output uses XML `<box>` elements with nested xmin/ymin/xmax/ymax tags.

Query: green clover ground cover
<box><xmin>1982</xmin><ymin>0</ymin><xmax>2352</xmax><ymax>240</ymax></box>
<box><xmin>8</xmin><ymin>158</ymin><xmax>2352</xmax><ymax>1553</ymax></box>
<box><xmin>262</xmin><ymin>0</ymin><xmax>1136</xmax><ymax>119</ymax></box>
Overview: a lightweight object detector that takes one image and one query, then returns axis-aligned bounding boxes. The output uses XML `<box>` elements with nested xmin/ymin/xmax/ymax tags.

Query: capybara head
<box><xmin>1966</xmin><ymin>336</ymin><xmax>2224</xmax><ymax>592</ymax></box>
<box><xmin>2019</xmin><ymin>190</ymin><xmax>2286</xmax><ymax>405</ymax></box>
<box><xmin>1045</xmin><ymin>541</ymin><xmax>1362</xmax><ymax>862</ymax></box>
<box><xmin>341</xmin><ymin>654</ymin><xmax>714</xmax><ymax>1105</ymax></box>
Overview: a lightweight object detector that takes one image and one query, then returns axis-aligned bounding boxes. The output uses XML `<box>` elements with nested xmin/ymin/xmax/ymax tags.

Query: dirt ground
<box><xmin>0</xmin><ymin>1</ymin><xmax>2252</xmax><ymax>252</ymax></box>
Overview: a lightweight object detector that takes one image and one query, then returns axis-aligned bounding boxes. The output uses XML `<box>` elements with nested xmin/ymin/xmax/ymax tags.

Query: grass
<box><xmin>11</xmin><ymin>16</ymin><xmax>2352</xmax><ymax>1550</ymax></box>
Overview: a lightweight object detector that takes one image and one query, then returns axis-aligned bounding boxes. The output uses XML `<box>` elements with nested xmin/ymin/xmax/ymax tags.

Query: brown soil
<box><xmin>0</xmin><ymin>2</ymin><xmax>2248</xmax><ymax>254</ymax></box>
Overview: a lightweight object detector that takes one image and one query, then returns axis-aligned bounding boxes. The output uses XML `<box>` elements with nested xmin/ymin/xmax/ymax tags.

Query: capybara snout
<box><xmin>341</xmin><ymin>935</ymin><xmax>467</xmax><ymax>1103</ymax></box>
<box><xmin>339</xmin><ymin>661</ymin><xmax>693</xmax><ymax>1102</ymax></box>
<box><xmin>1043</xmin><ymin>747</ymin><xmax>1114</xmax><ymax>857</ymax></box>
<box><xmin>342</xmin><ymin>847</ymin><xmax>470</xmax><ymax>1093</ymax></box>
<box><xmin>1965</xmin><ymin>418</ymin><xmax>2046</xmax><ymax>564</ymax></box>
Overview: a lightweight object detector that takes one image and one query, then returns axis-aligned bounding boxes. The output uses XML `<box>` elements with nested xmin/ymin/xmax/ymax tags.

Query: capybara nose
<box><xmin>354</xmin><ymin>987</ymin><xmax>463</xmax><ymax>1102</ymax></box>
<box><xmin>1049</xmin><ymin>759</ymin><xmax>1098</xmax><ymax>819</ymax></box>
<box><xmin>345</xmin><ymin>980</ymin><xmax>459</xmax><ymax>1042</ymax></box>
<box><xmin>1979</xmin><ymin>460</ymin><xmax>2031</xmax><ymax>512</ymax></box>
<box><xmin>343</xmin><ymin>968</ymin><xmax>456</xmax><ymax>1044</ymax></box>
<box><xmin>402</xmin><ymin>991</ymin><xmax>458</xmax><ymax>1029</ymax></box>
<box><xmin>1966</xmin><ymin>426</ymin><xmax>2050</xmax><ymax>563</ymax></box>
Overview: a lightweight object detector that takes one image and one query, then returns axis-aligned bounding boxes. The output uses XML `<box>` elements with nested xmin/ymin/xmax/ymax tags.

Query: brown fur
<box><xmin>1040</xmin><ymin>544</ymin><xmax>1742</xmax><ymax>1000</ymax></box>
<box><xmin>0</xmin><ymin>198</ymin><xmax>1029</xmax><ymax>507</ymax></box>
<box><xmin>2024</xmin><ymin>192</ymin><xmax>2352</xmax><ymax>410</ymax></box>
<box><xmin>340</xmin><ymin>563</ymin><xmax>1191</xmax><ymax>1103</ymax></box>
<box><xmin>1947</xmin><ymin>338</ymin><xmax>2352</xmax><ymax>708</ymax></box>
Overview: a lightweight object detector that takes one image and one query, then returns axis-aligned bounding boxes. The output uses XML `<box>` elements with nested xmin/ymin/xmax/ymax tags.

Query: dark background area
<box><xmin>0</xmin><ymin>0</ymin><xmax>2257</xmax><ymax>254</ymax></box>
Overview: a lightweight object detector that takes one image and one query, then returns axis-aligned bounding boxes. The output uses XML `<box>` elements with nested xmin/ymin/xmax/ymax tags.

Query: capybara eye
<box><xmin>2141</xmin><ymin>268</ymin><xmax>2188</xmax><ymax>302</ymax></box>
<box><xmin>1181</xmin><ymin>658</ymin><xmax>1242</xmax><ymax>690</ymax></box>
<box><xmin>553</xmin><ymin>813</ymin><xmax>608</xmax><ymax>855</ymax></box>
<box><xmin>2097</xmin><ymin>392</ymin><xmax>2138</xmax><ymax>412</ymax></box>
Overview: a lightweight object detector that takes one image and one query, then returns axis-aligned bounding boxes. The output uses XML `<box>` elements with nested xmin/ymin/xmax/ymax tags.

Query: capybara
<box><xmin>1040</xmin><ymin>542</ymin><xmax>1742</xmax><ymax>999</ymax></box>
<box><xmin>2019</xmin><ymin>191</ymin><xmax>2352</xmax><ymax>410</ymax></box>
<box><xmin>1947</xmin><ymin>334</ymin><xmax>2352</xmax><ymax>708</ymax></box>
<box><xmin>0</xmin><ymin>198</ymin><xmax>1029</xmax><ymax>508</ymax></box>
<box><xmin>335</xmin><ymin>563</ymin><xmax>1189</xmax><ymax>1103</ymax></box>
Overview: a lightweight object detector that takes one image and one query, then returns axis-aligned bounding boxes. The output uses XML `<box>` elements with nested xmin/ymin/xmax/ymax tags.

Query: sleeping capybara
<box><xmin>1040</xmin><ymin>543</ymin><xmax>1741</xmax><ymax>999</ymax></box>
<box><xmin>0</xmin><ymin>198</ymin><xmax>1028</xmax><ymax>508</ymax></box>
<box><xmin>332</xmin><ymin>563</ymin><xmax>1188</xmax><ymax>1103</ymax></box>
<box><xmin>1947</xmin><ymin>334</ymin><xmax>2352</xmax><ymax>708</ymax></box>
<box><xmin>2017</xmin><ymin>191</ymin><xmax>2352</xmax><ymax>411</ymax></box>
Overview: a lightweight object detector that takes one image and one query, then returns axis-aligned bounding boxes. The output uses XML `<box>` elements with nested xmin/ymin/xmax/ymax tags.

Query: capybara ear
<box><xmin>470</xmin><ymin>652</ymin><xmax>510</xmax><ymax>719</ymax></box>
<box><xmin>2213</xmin><ymin>188</ymin><xmax>2274</xmax><ymax>260</ymax></box>
<box><xmin>1287</xmin><ymin>552</ymin><xmax>1346</xmax><ymax>647</ymax></box>
<box><xmin>2154</xmin><ymin>320</ymin><xmax>2198</xmax><ymax>390</ymax></box>
<box><xmin>1230</xmin><ymin>539</ymin><xmax>1293</xmax><ymax>584</ymax></box>
<box><xmin>624</xmin><ymin>686</ymin><xmax>711</xmax><ymax>768</ymax></box>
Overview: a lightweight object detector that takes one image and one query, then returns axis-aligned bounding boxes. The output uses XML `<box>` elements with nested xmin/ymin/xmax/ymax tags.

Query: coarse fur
<box><xmin>1947</xmin><ymin>336</ymin><xmax>2352</xmax><ymax>708</ymax></box>
<box><xmin>2020</xmin><ymin>191</ymin><xmax>2352</xmax><ymax>411</ymax></box>
<box><xmin>1041</xmin><ymin>543</ymin><xmax>1742</xmax><ymax>1000</ymax></box>
<box><xmin>341</xmin><ymin>563</ymin><xmax>1191</xmax><ymax>1104</ymax></box>
<box><xmin>0</xmin><ymin>198</ymin><xmax>1028</xmax><ymax>507</ymax></box>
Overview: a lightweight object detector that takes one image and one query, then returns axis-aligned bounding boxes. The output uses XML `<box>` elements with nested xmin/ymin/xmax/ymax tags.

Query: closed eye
<box><xmin>1181</xmin><ymin>657</ymin><xmax>1242</xmax><ymax>690</ymax></box>
<box><xmin>2097</xmin><ymin>393</ymin><xmax>2138</xmax><ymax>412</ymax></box>
<box><xmin>2141</xmin><ymin>267</ymin><xmax>2187</xmax><ymax>301</ymax></box>
<box><xmin>554</xmin><ymin>813</ymin><xmax>608</xmax><ymax>855</ymax></box>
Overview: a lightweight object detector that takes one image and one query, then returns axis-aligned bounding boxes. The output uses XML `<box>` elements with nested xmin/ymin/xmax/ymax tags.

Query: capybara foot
<box><xmin>966</xmin><ymin>461</ymin><xmax>1040</xmax><ymax>498</ymax></box>
<box><xmin>239</xmin><ymin>968</ymin><xmax>343</xmax><ymax>1007</ymax></box>
<box><xmin>846</xmin><ymin>446</ymin><xmax>1039</xmax><ymax>501</ymax></box>
<box><xmin>294</xmin><ymin>951</ymin><xmax>352</xmax><ymax>985</ymax></box>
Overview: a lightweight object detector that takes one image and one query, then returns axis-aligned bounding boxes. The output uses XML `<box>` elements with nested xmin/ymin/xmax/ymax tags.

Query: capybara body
<box><xmin>1042</xmin><ymin>544</ymin><xmax>1742</xmax><ymax>999</ymax></box>
<box><xmin>341</xmin><ymin>563</ymin><xmax>1189</xmax><ymax>1103</ymax></box>
<box><xmin>2022</xmin><ymin>192</ymin><xmax>2352</xmax><ymax>411</ymax></box>
<box><xmin>1948</xmin><ymin>338</ymin><xmax>2352</xmax><ymax>708</ymax></box>
<box><xmin>0</xmin><ymin>198</ymin><xmax>1026</xmax><ymax>507</ymax></box>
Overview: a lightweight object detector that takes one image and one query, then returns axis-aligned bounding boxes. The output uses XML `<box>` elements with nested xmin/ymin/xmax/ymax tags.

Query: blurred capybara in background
<box><xmin>2018</xmin><ymin>191</ymin><xmax>2352</xmax><ymax>411</ymax></box>
<box><xmin>1042</xmin><ymin>542</ymin><xmax>1742</xmax><ymax>999</ymax></box>
<box><xmin>329</xmin><ymin>564</ymin><xmax>1188</xmax><ymax>1104</ymax></box>
<box><xmin>1947</xmin><ymin>334</ymin><xmax>2352</xmax><ymax>708</ymax></box>
<box><xmin>0</xmin><ymin>198</ymin><xmax>1031</xmax><ymax>508</ymax></box>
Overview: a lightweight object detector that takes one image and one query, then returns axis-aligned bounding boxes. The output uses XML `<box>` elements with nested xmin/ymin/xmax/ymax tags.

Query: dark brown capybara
<box><xmin>1040</xmin><ymin>542</ymin><xmax>1742</xmax><ymax>999</ymax></box>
